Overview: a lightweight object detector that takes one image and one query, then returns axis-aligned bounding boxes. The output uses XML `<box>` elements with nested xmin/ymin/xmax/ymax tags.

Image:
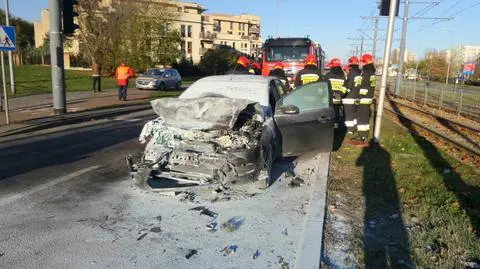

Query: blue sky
<box><xmin>7</xmin><ymin>0</ymin><xmax>480</xmax><ymax>61</ymax></box>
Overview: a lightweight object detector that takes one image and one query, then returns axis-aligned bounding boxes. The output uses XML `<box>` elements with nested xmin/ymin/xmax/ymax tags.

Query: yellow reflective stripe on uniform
<box><xmin>357</xmin><ymin>124</ymin><xmax>370</xmax><ymax>131</ymax></box>
<box><xmin>301</xmin><ymin>74</ymin><xmax>319</xmax><ymax>85</ymax></box>
<box><xmin>359</xmin><ymin>88</ymin><xmax>368</xmax><ymax>95</ymax></box>
<box><xmin>360</xmin><ymin>98</ymin><xmax>373</xmax><ymax>104</ymax></box>
<box><xmin>370</xmin><ymin>76</ymin><xmax>377</xmax><ymax>89</ymax></box>
<box><xmin>342</xmin><ymin>98</ymin><xmax>355</xmax><ymax>104</ymax></box>
<box><xmin>333</xmin><ymin>99</ymin><xmax>342</xmax><ymax>104</ymax></box>
<box><xmin>329</xmin><ymin>79</ymin><xmax>346</xmax><ymax>93</ymax></box>
<box><xmin>345</xmin><ymin>120</ymin><xmax>356</xmax><ymax>127</ymax></box>
<box><xmin>354</xmin><ymin>76</ymin><xmax>362</xmax><ymax>87</ymax></box>
<box><xmin>249</xmin><ymin>69</ymin><xmax>255</xmax><ymax>74</ymax></box>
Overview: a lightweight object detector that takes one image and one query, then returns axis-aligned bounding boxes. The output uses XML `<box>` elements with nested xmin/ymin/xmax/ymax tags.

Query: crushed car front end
<box><xmin>127</xmin><ymin>97</ymin><xmax>271</xmax><ymax>191</ymax></box>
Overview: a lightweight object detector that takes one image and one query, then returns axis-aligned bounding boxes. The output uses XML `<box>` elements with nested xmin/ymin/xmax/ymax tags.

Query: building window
<box><xmin>233</xmin><ymin>42</ymin><xmax>236</xmax><ymax>49</ymax></box>
<box><xmin>242</xmin><ymin>24</ymin><xmax>246</xmax><ymax>31</ymax></box>
<box><xmin>230</xmin><ymin>22</ymin><xmax>233</xmax><ymax>30</ymax></box>
<box><xmin>238</xmin><ymin>23</ymin><xmax>241</xmax><ymax>31</ymax></box>
<box><xmin>187</xmin><ymin>25</ymin><xmax>192</xmax><ymax>38</ymax></box>
<box><xmin>187</xmin><ymin>41</ymin><xmax>192</xmax><ymax>54</ymax></box>
<box><xmin>177</xmin><ymin>7</ymin><xmax>182</xmax><ymax>12</ymax></box>
<box><xmin>181</xmin><ymin>42</ymin><xmax>186</xmax><ymax>54</ymax></box>
<box><xmin>181</xmin><ymin>25</ymin><xmax>186</xmax><ymax>37</ymax></box>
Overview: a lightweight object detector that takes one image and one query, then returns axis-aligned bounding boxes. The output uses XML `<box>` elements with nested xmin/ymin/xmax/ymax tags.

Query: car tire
<box><xmin>176</xmin><ymin>81</ymin><xmax>181</xmax><ymax>90</ymax></box>
<box><xmin>159</xmin><ymin>82</ymin><xmax>165</xmax><ymax>91</ymax></box>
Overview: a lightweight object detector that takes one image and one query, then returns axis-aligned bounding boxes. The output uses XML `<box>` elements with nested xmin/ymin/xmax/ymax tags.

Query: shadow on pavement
<box><xmin>332</xmin><ymin>125</ymin><xmax>347</xmax><ymax>152</ymax></box>
<box><xmin>388</xmin><ymin>98</ymin><xmax>480</xmax><ymax>236</ymax></box>
<box><xmin>0</xmin><ymin>119</ymin><xmax>144</xmax><ymax>181</ymax></box>
<box><xmin>356</xmin><ymin>140</ymin><xmax>414</xmax><ymax>268</ymax></box>
<box><xmin>270</xmin><ymin>157</ymin><xmax>296</xmax><ymax>185</ymax></box>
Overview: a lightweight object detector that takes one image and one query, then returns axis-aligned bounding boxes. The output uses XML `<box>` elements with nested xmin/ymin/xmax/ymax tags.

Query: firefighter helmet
<box><xmin>328</xmin><ymin>58</ymin><xmax>342</xmax><ymax>68</ymax></box>
<box><xmin>251</xmin><ymin>62</ymin><xmax>261</xmax><ymax>70</ymax></box>
<box><xmin>305</xmin><ymin>54</ymin><xmax>317</xmax><ymax>66</ymax></box>
<box><xmin>361</xmin><ymin>54</ymin><xmax>374</xmax><ymax>65</ymax></box>
<box><xmin>274</xmin><ymin>62</ymin><xmax>284</xmax><ymax>69</ymax></box>
<box><xmin>348</xmin><ymin>56</ymin><xmax>360</xmax><ymax>65</ymax></box>
<box><xmin>237</xmin><ymin>56</ymin><xmax>250</xmax><ymax>68</ymax></box>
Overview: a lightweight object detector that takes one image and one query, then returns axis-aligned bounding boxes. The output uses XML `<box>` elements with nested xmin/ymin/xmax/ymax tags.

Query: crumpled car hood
<box><xmin>150</xmin><ymin>97</ymin><xmax>261</xmax><ymax>130</ymax></box>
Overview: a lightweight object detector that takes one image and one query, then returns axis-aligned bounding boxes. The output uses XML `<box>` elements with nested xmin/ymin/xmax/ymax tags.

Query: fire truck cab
<box><xmin>261</xmin><ymin>37</ymin><xmax>325</xmax><ymax>89</ymax></box>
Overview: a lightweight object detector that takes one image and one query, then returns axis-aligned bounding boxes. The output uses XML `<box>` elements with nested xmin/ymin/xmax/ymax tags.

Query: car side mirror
<box><xmin>279</xmin><ymin>104</ymin><xmax>299</xmax><ymax>115</ymax></box>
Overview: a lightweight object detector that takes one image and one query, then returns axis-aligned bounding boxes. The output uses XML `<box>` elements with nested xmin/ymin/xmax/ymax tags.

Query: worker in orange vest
<box><xmin>115</xmin><ymin>63</ymin><xmax>135</xmax><ymax>101</ymax></box>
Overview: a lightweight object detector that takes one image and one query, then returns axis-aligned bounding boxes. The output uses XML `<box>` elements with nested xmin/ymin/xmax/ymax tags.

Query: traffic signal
<box><xmin>379</xmin><ymin>0</ymin><xmax>400</xmax><ymax>16</ymax></box>
<box><xmin>62</xmin><ymin>0</ymin><xmax>79</xmax><ymax>35</ymax></box>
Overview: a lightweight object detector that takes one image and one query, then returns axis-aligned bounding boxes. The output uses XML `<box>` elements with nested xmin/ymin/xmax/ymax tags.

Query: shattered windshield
<box><xmin>265</xmin><ymin>46</ymin><xmax>309</xmax><ymax>62</ymax></box>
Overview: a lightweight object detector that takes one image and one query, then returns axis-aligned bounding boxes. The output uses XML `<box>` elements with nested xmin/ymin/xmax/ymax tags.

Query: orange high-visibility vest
<box><xmin>116</xmin><ymin>66</ymin><xmax>130</xmax><ymax>80</ymax></box>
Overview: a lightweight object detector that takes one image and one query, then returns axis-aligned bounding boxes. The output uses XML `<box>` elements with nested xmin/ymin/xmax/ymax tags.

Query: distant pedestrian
<box><xmin>115</xmin><ymin>62</ymin><xmax>135</xmax><ymax>101</ymax></box>
<box><xmin>92</xmin><ymin>62</ymin><xmax>102</xmax><ymax>92</ymax></box>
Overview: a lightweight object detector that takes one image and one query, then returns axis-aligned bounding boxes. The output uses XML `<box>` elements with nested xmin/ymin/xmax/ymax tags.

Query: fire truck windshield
<box><xmin>265</xmin><ymin>46</ymin><xmax>309</xmax><ymax>62</ymax></box>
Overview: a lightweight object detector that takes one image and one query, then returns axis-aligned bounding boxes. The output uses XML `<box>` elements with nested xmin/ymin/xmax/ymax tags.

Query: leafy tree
<box><xmin>199</xmin><ymin>47</ymin><xmax>238</xmax><ymax>75</ymax></box>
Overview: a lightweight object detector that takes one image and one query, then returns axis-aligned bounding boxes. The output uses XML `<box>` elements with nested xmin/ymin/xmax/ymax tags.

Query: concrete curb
<box><xmin>0</xmin><ymin>104</ymin><xmax>151</xmax><ymax>138</ymax></box>
<box><xmin>294</xmin><ymin>153</ymin><xmax>330</xmax><ymax>269</ymax></box>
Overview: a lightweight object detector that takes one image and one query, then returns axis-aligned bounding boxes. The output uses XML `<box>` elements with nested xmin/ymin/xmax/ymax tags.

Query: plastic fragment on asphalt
<box><xmin>150</xmin><ymin>227</ymin><xmax>162</xmax><ymax>233</ymax></box>
<box><xmin>253</xmin><ymin>249</ymin><xmax>260</xmax><ymax>260</ymax></box>
<box><xmin>200</xmin><ymin>208</ymin><xmax>218</xmax><ymax>218</ymax></box>
<box><xmin>220</xmin><ymin>245</ymin><xmax>238</xmax><ymax>256</ymax></box>
<box><xmin>277</xmin><ymin>256</ymin><xmax>290</xmax><ymax>269</ymax></box>
<box><xmin>189</xmin><ymin>206</ymin><xmax>206</xmax><ymax>211</ymax></box>
<box><xmin>220</xmin><ymin>217</ymin><xmax>244</xmax><ymax>232</ymax></box>
<box><xmin>185</xmin><ymin>249</ymin><xmax>198</xmax><ymax>259</ymax></box>
<box><xmin>288</xmin><ymin>177</ymin><xmax>305</xmax><ymax>188</ymax></box>
<box><xmin>136</xmin><ymin>233</ymin><xmax>147</xmax><ymax>241</ymax></box>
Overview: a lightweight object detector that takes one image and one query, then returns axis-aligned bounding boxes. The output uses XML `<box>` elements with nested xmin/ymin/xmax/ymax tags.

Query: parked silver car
<box><xmin>136</xmin><ymin>68</ymin><xmax>182</xmax><ymax>90</ymax></box>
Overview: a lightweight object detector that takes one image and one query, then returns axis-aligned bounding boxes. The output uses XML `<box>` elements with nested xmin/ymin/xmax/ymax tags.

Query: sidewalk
<box><xmin>0</xmin><ymin>88</ymin><xmax>153</xmax><ymax>126</ymax></box>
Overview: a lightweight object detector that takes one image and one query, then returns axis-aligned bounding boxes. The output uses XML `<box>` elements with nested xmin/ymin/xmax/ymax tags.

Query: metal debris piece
<box><xmin>189</xmin><ymin>206</ymin><xmax>206</xmax><ymax>211</ymax></box>
<box><xmin>200</xmin><ymin>208</ymin><xmax>218</xmax><ymax>218</ymax></box>
<box><xmin>178</xmin><ymin>192</ymin><xmax>196</xmax><ymax>202</ymax></box>
<box><xmin>220</xmin><ymin>217</ymin><xmax>244</xmax><ymax>232</ymax></box>
<box><xmin>155</xmin><ymin>215</ymin><xmax>162</xmax><ymax>221</ymax></box>
<box><xmin>150</xmin><ymin>227</ymin><xmax>162</xmax><ymax>233</ymax></box>
<box><xmin>220</xmin><ymin>245</ymin><xmax>238</xmax><ymax>256</ymax></box>
<box><xmin>288</xmin><ymin>177</ymin><xmax>305</xmax><ymax>188</ymax></box>
<box><xmin>185</xmin><ymin>249</ymin><xmax>198</xmax><ymax>259</ymax></box>
<box><xmin>136</xmin><ymin>233</ymin><xmax>147</xmax><ymax>241</ymax></box>
<box><xmin>283</xmin><ymin>171</ymin><xmax>295</xmax><ymax>178</ymax></box>
<box><xmin>281</xmin><ymin>228</ymin><xmax>288</xmax><ymax>236</ymax></box>
<box><xmin>277</xmin><ymin>256</ymin><xmax>290</xmax><ymax>269</ymax></box>
<box><xmin>206</xmin><ymin>220</ymin><xmax>217</xmax><ymax>231</ymax></box>
<box><xmin>253</xmin><ymin>249</ymin><xmax>260</xmax><ymax>260</ymax></box>
<box><xmin>212</xmin><ymin>196</ymin><xmax>232</xmax><ymax>203</ymax></box>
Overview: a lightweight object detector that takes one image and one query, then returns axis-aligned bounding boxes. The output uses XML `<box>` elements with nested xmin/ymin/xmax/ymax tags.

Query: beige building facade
<box><xmin>33</xmin><ymin>0</ymin><xmax>263</xmax><ymax>66</ymax></box>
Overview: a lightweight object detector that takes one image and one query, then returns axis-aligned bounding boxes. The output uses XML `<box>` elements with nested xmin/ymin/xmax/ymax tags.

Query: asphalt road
<box><xmin>0</xmin><ymin>110</ymin><xmax>329</xmax><ymax>269</ymax></box>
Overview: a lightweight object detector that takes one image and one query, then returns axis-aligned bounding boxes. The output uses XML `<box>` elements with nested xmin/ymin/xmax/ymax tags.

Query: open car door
<box><xmin>274</xmin><ymin>82</ymin><xmax>334</xmax><ymax>157</ymax></box>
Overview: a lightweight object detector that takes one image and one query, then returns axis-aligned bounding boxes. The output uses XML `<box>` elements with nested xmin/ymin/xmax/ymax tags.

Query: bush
<box><xmin>172</xmin><ymin>57</ymin><xmax>206</xmax><ymax>77</ymax></box>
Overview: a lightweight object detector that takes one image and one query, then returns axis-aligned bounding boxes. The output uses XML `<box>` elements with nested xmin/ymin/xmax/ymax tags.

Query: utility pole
<box><xmin>4</xmin><ymin>0</ymin><xmax>15</xmax><ymax>95</ymax></box>
<box><xmin>395</xmin><ymin>0</ymin><xmax>410</xmax><ymax>96</ymax></box>
<box><xmin>372</xmin><ymin>18</ymin><xmax>378</xmax><ymax>58</ymax></box>
<box><xmin>49</xmin><ymin>0</ymin><xmax>67</xmax><ymax>115</ymax></box>
<box><xmin>1</xmin><ymin>51</ymin><xmax>8</xmax><ymax>123</ymax></box>
<box><xmin>374</xmin><ymin>0</ymin><xmax>398</xmax><ymax>142</ymax></box>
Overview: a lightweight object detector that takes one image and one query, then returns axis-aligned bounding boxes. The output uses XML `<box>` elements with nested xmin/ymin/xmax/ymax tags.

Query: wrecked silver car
<box><xmin>128</xmin><ymin>75</ymin><xmax>335</xmax><ymax>191</ymax></box>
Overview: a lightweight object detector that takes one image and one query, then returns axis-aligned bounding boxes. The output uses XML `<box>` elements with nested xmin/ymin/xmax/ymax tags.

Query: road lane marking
<box><xmin>0</xmin><ymin>165</ymin><xmax>101</xmax><ymax>207</ymax></box>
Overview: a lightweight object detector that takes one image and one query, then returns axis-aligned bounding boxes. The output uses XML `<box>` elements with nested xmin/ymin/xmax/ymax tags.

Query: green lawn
<box><xmin>5</xmin><ymin>65</ymin><xmax>200</xmax><ymax>97</ymax></box>
<box><xmin>327</xmin><ymin>116</ymin><xmax>480</xmax><ymax>268</ymax></box>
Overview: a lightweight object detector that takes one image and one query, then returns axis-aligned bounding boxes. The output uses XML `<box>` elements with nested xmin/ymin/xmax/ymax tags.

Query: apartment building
<box><xmin>34</xmin><ymin>0</ymin><xmax>263</xmax><ymax>67</ymax></box>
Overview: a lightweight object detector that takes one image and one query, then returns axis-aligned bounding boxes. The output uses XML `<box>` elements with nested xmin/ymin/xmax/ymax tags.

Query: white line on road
<box><xmin>0</xmin><ymin>165</ymin><xmax>101</xmax><ymax>207</ymax></box>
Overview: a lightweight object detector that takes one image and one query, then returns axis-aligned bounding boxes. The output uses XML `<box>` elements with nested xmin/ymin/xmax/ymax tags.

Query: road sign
<box><xmin>0</xmin><ymin>26</ymin><xmax>16</xmax><ymax>51</ymax></box>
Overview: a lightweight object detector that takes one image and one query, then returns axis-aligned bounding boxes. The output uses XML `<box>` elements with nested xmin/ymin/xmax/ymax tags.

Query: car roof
<box><xmin>179</xmin><ymin>75</ymin><xmax>275</xmax><ymax>106</ymax></box>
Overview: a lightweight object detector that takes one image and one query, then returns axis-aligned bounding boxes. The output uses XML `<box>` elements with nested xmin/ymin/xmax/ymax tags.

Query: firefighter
<box><xmin>227</xmin><ymin>56</ymin><xmax>251</xmax><ymax>74</ymax></box>
<box><xmin>323</xmin><ymin>58</ymin><xmax>347</xmax><ymax>128</ymax></box>
<box><xmin>355</xmin><ymin>54</ymin><xmax>377</xmax><ymax>141</ymax></box>
<box><xmin>115</xmin><ymin>62</ymin><xmax>135</xmax><ymax>101</ymax></box>
<box><xmin>295</xmin><ymin>54</ymin><xmax>322</xmax><ymax>87</ymax></box>
<box><xmin>251</xmin><ymin>62</ymin><xmax>262</xmax><ymax>75</ymax></box>
<box><xmin>268</xmin><ymin>62</ymin><xmax>290</xmax><ymax>90</ymax></box>
<box><xmin>343</xmin><ymin>56</ymin><xmax>362</xmax><ymax>133</ymax></box>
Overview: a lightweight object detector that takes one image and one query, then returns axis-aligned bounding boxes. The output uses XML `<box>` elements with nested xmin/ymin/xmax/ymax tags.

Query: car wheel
<box><xmin>158</xmin><ymin>82</ymin><xmax>165</xmax><ymax>91</ymax></box>
<box><xmin>176</xmin><ymin>81</ymin><xmax>181</xmax><ymax>90</ymax></box>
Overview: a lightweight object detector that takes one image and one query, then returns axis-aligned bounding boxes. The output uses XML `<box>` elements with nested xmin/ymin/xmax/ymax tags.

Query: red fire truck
<box><xmin>261</xmin><ymin>37</ymin><xmax>325</xmax><ymax>88</ymax></box>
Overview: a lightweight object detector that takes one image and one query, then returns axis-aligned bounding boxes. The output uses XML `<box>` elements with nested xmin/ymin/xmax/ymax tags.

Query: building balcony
<box><xmin>249</xmin><ymin>26</ymin><xmax>260</xmax><ymax>34</ymax></box>
<box><xmin>200</xmin><ymin>32</ymin><xmax>217</xmax><ymax>41</ymax></box>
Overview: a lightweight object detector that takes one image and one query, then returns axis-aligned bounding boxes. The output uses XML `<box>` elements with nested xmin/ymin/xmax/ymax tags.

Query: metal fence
<box><xmin>385</xmin><ymin>78</ymin><xmax>480</xmax><ymax>120</ymax></box>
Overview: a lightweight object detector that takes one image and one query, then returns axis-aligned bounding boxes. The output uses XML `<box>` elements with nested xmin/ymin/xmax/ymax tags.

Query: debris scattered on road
<box><xmin>189</xmin><ymin>206</ymin><xmax>206</xmax><ymax>211</ymax></box>
<box><xmin>185</xmin><ymin>249</ymin><xmax>198</xmax><ymax>259</ymax></box>
<box><xmin>221</xmin><ymin>245</ymin><xmax>238</xmax><ymax>256</ymax></box>
<box><xmin>200</xmin><ymin>208</ymin><xmax>218</xmax><ymax>218</ymax></box>
<box><xmin>389</xmin><ymin>213</ymin><xmax>399</xmax><ymax>220</ymax></box>
<box><xmin>220</xmin><ymin>217</ymin><xmax>244</xmax><ymax>232</ymax></box>
<box><xmin>283</xmin><ymin>171</ymin><xmax>295</xmax><ymax>178</ymax></box>
<box><xmin>150</xmin><ymin>227</ymin><xmax>162</xmax><ymax>233</ymax></box>
<box><xmin>178</xmin><ymin>192</ymin><xmax>196</xmax><ymax>202</ymax></box>
<box><xmin>136</xmin><ymin>233</ymin><xmax>148</xmax><ymax>241</ymax></box>
<box><xmin>288</xmin><ymin>177</ymin><xmax>305</xmax><ymax>188</ymax></box>
<box><xmin>155</xmin><ymin>215</ymin><xmax>162</xmax><ymax>221</ymax></box>
<box><xmin>211</xmin><ymin>196</ymin><xmax>232</xmax><ymax>203</ymax></box>
<box><xmin>277</xmin><ymin>255</ymin><xmax>290</xmax><ymax>269</ymax></box>
<box><xmin>281</xmin><ymin>228</ymin><xmax>288</xmax><ymax>236</ymax></box>
<box><xmin>253</xmin><ymin>249</ymin><xmax>260</xmax><ymax>260</ymax></box>
<box><xmin>0</xmin><ymin>252</ymin><xmax>4</xmax><ymax>258</ymax></box>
